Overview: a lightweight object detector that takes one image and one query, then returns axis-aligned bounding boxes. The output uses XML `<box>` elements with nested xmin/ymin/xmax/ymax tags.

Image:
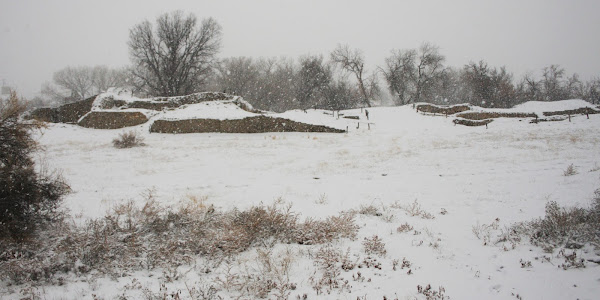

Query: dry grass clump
<box><xmin>0</xmin><ymin>195</ymin><xmax>359</xmax><ymax>285</ymax></box>
<box><xmin>113</xmin><ymin>130</ymin><xmax>146</xmax><ymax>148</ymax></box>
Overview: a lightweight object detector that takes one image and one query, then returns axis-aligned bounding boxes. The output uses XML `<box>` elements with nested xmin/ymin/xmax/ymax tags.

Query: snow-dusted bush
<box><xmin>526</xmin><ymin>196</ymin><xmax>599</xmax><ymax>250</ymax></box>
<box><xmin>112</xmin><ymin>130</ymin><xmax>145</xmax><ymax>148</ymax></box>
<box><xmin>0</xmin><ymin>195</ymin><xmax>359</xmax><ymax>284</ymax></box>
<box><xmin>0</xmin><ymin>92</ymin><xmax>69</xmax><ymax>241</ymax></box>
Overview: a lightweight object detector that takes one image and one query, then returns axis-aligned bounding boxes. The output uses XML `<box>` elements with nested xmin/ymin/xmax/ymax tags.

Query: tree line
<box><xmin>36</xmin><ymin>11</ymin><xmax>600</xmax><ymax>111</ymax></box>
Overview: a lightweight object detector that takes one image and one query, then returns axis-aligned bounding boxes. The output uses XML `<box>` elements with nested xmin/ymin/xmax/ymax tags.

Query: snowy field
<box><xmin>6</xmin><ymin>103</ymin><xmax>600</xmax><ymax>299</ymax></box>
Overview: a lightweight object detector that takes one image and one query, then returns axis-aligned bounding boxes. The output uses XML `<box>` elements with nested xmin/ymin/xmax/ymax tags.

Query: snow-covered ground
<box><xmin>6</xmin><ymin>102</ymin><xmax>600</xmax><ymax>299</ymax></box>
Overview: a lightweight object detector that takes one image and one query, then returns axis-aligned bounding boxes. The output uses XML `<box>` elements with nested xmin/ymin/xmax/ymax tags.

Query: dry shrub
<box><xmin>310</xmin><ymin>245</ymin><xmax>353</xmax><ymax>295</ymax></box>
<box><xmin>563</xmin><ymin>164</ymin><xmax>578</xmax><ymax>176</ymax></box>
<box><xmin>399</xmin><ymin>200</ymin><xmax>435</xmax><ymax>219</ymax></box>
<box><xmin>113</xmin><ymin>130</ymin><xmax>146</xmax><ymax>148</ymax></box>
<box><xmin>296</xmin><ymin>214</ymin><xmax>358</xmax><ymax>245</ymax></box>
<box><xmin>417</xmin><ymin>284</ymin><xmax>449</xmax><ymax>300</ymax></box>
<box><xmin>362</xmin><ymin>235</ymin><xmax>387</xmax><ymax>257</ymax></box>
<box><xmin>0</xmin><ymin>195</ymin><xmax>359</xmax><ymax>284</ymax></box>
<box><xmin>525</xmin><ymin>198</ymin><xmax>599</xmax><ymax>250</ymax></box>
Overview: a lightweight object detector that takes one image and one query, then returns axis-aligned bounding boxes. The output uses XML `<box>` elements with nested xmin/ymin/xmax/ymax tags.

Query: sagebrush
<box><xmin>0</xmin><ymin>196</ymin><xmax>358</xmax><ymax>284</ymax></box>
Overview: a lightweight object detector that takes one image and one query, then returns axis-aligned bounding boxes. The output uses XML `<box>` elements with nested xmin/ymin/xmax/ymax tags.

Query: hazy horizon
<box><xmin>1</xmin><ymin>0</ymin><xmax>599</xmax><ymax>98</ymax></box>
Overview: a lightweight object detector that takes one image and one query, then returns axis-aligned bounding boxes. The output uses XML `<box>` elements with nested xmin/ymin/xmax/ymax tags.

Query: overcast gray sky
<box><xmin>1</xmin><ymin>0</ymin><xmax>599</xmax><ymax>98</ymax></box>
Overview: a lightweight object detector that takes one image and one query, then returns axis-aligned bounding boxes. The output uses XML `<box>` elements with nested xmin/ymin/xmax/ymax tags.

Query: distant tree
<box><xmin>295</xmin><ymin>55</ymin><xmax>332</xmax><ymax>109</ymax></box>
<box><xmin>541</xmin><ymin>65</ymin><xmax>566</xmax><ymax>101</ymax></box>
<box><xmin>91</xmin><ymin>66</ymin><xmax>129</xmax><ymax>95</ymax></box>
<box><xmin>52</xmin><ymin>66</ymin><xmax>94</xmax><ymax>100</ymax></box>
<box><xmin>330</xmin><ymin>44</ymin><xmax>379</xmax><ymax>107</ymax></box>
<box><xmin>382</xmin><ymin>49</ymin><xmax>417</xmax><ymax>105</ymax></box>
<box><xmin>128</xmin><ymin>11</ymin><xmax>222</xmax><ymax>97</ymax></box>
<box><xmin>382</xmin><ymin>43</ymin><xmax>445</xmax><ymax>105</ymax></box>
<box><xmin>322</xmin><ymin>78</ymin><xmax>360</xmax><ymax>111</ymax></box>
<box><xmin>585</xmin><ymin>78</ymin><xmax>600</xmax><ymax>104</ymax></box>
<box><xmin>460</xmin><ymin>60</ymin><xmax>516</xmax><ymax>108</ymax></box>
<box><xmin>214</xmin><ymin>57</ymin><xmax>260</xmax><ymax>97</ymax></box>
<box><xmin>43</xmin><ymin>65</ymin><xmax>129</xmax><ymax>106</ymax></box>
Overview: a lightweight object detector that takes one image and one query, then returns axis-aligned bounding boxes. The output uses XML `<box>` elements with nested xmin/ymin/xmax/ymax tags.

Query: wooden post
<box><xmin>346</xmin><ymin>126</ymin><xmax>348</xmax><ymax>133</ymax></box>
<box><xmin>568</xmin><ymin>114</ymin><xmax>571</xmax><ymax>122</ymax></box>
<box><xmin>357</xmin><ymin>122</ymin><xmax>360</xmax><ymax>129</ymax></box>
<box><xmin>586</xmin><ymin>107</ymin><xmax>589</xmax><ymax>119</ymax></box>
<box><xmin>485</xmin><ymin>123</ymin><xmax>488</xmax><ymax>129</ymax></box>
<box><xmin>368</xmin><ymin>123</ymin><xmax>371</xmax><ymax>130</ymax></box>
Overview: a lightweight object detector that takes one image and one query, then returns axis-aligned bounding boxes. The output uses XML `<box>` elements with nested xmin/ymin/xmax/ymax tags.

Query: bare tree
<box><xmin>541</xmin><ymin>65</ymin><xmax>566</xmax><ymax>101</ymax></box>
<box><xmin>52</xmin><ymin>66</ymin><xmax>94</xmax><ymax>100</ymax></box>
<box><xmin>213</xmin><ymin>57</ymin><xmax>260</xmax><ymax>97</ymax></box>
<box><xmin>331</xmin><ymin>44</ymin><xmax>378</xmax><ymax>107</ymax></box>
<box><xmin>128</xmin><ymin>11</ymin><xmax>222</xmax><ymax>97</ymax></box>
<box><xmin>382</xmin><ymin>43</ymin><xmax>445</xmax><ymax>105</ymax></box>
<box><xmin>381</xmin><ymin>49</ymin><xmax>417</xmax><ymax>105</ymax></box>
<box><xmin>91</xmin><ymin>66</ymin><xmax>129</xmax><ymax>94</ymax></box>
<box><xmin>295</xmin><ymin>55</ymin><xmax>332</xmax><ymax>109</ymax></box>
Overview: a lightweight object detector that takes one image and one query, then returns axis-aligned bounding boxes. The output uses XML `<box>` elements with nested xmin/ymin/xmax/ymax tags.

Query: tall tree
<box><xmin>331</xmin><ymin>44</ymin><xmax>378</xmax><ymax>107</ymax></box>
<box><xmin>295</xmin><ymin>55</ymin><xmax>332</xmax><ymax>109</ymax></box>
<box><xmin>128</xmin><ymin>11</ymin><xmax>222</xmax><ymax>97</ymax></box>
<box><xmin>382</xmin><ymin>43</ymin><xmax>445</xmax><ymax>105</ymax></box>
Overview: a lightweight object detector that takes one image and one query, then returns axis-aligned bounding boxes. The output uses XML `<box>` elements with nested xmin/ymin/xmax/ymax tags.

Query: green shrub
<box><xmin>0</xmin><ymin>92</ymin><xmax>69</xmax><ymax>241</ymax></box>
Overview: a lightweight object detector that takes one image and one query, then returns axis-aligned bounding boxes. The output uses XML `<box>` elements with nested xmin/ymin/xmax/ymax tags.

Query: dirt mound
<box><xmin>456</xmin><ymin>111</ymin><xmax>536</xmax><ymax>120</ymax></box>
<box><xmin>453</xmin><ymin>119</ymin><xmax>493</xmax><ymax>127</ymax></box>
<box><xmin>150</xmin><ymin>116</ymin><xmax>345</xmax><ymax>134</ymax></box>
<box><xmin>78</xmin><ymin>112</ymin><xmax>149</xmax><ymax>129</ymax></box>
<box><xmin>27</xmin><ymin>96</ymin><xmax>96</xmax><ymax>123</ymax></box>
<box><xmin>416</xmin><ymin>104</ymin><xmax>470</xmax><ymax>115</ymax></box>
<box><xmin>542</xmin><ymin>107</ymin><xmax>599</xmax><ymax>117</ymax></box>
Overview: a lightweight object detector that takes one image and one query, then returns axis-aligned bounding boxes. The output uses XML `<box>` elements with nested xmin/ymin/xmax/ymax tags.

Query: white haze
<box><xmin>1</xmin><ymin>0</ymin><xmax>599</xmax><ymax>98</ymax></box>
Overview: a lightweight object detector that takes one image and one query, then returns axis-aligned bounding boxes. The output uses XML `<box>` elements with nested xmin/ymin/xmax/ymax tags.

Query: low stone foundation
<box><xmin>150</xmin><ymin>116</ymin><xmax>345</xmax><ymax>134</ymax></box>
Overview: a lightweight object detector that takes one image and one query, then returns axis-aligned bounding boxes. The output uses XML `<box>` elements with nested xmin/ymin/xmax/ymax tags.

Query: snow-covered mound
<box><xmin>513</xmin><ymin>99</ymin><xmax>595</xmax><ymax>114</ymax></box>
<box><xmin>80</xmin><ymin>90</ymin><xmax>359</xmax><ymax>132</ymax></box>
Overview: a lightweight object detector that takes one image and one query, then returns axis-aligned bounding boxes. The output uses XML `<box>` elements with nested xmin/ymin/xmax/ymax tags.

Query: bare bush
<box><xmin>417</xmin><ymin>284</ymin><xmax>449</xmax><ymax>300</ymax></box>
<box><xmin>0</xmin><ymin>196</ymin><xmax>358</xmax><ymax>285</ymax></box>
<box><xmin>526</xmin><ymin>198</ymin><xmax>599</xmax><ymax>250</ymax></box>
<box><xmin>310</xmin><ymin>245</ymin><xmax>352</xmax><ymax>295</ymax></box>
<box><xmin>397</xmin><ymin>222</ymin><xmax>414</xmax><ymax>233</ymax></box>
<box><xmin>398</xmin><ymin>200</ymin><xmax>435</xmax><ymax>219</ymax></box>
<box><xmin>563</xmin><ymin>163</ymin><xmax>578</xmax><ymax>176</ymax></box>
<box><xmin>112</xmin><ymin>130</ymin><xmax>145</xmax><ymax>148</ymax></box>
<box><xmin>362</xmin><ymin>235</ymin><xmax>387</xmax><ymax>257</ymax></box>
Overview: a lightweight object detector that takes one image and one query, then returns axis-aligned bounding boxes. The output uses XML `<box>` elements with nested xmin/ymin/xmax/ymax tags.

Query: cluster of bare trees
<box><xmin>207</xmin><ymin>48</ymin><xmax>380</xmax><ymax>112</ymax></box>
<box><xmin>37</xmin><ymin>11</ymin><xmax>600</xmax><ymax>110</ymax></box>
<box><xmin>41</xmin><ymin>65</ymin><xmax>129</xmax><ymax>106</ymax></box>
<box><xmin>381</xmin><ymin>44</ymin><xmax>600</xmax><ymax>108</ymax></box>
